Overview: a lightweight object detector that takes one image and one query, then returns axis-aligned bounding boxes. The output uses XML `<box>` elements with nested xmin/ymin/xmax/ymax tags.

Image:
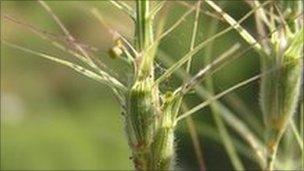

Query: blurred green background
<box><xmin>1</xmin><ymin>1</ymin><xmax>264</xmax><ymax>170</ymax></box>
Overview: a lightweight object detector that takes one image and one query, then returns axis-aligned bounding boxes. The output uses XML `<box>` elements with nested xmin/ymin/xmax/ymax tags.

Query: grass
<box><xmin>1</xmin><ymin>1</ymin><xmax>303</xmax><ymax>170</ymax></box>
<box><xmin>204</xmin><ymin>1</ymin><xmax>303</xmax><ymax>170</ymax></box>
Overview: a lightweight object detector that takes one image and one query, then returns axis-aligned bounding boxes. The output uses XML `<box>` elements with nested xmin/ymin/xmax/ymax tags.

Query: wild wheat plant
<box><xmin>2</xmin><ymin>0</ymin><xmax>303</xmax><ymax>170</ymax></box>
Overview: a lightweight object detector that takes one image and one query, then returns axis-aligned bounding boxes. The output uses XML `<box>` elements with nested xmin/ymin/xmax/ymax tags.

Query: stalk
<box><xmin>7</xmin><ymin>1</ymin><xmax>302</xmax><ymax>170</ymax></box>
<box><xmin>262</xmin><ymin>28</ymin><xmax>303</xmax><ymax>171</ymax></box>
<box><xmin>202</xmin><ymin>12</ymin><xmax>244</xmax><ymax>170</ymax></box>
<box><xmin>124</xmin><ymin>1</ymin><xmax>175</xmax><ymax>170</ymax></box>
<box><xmin>262</xmin><ymin>2</ymin><xmax>303</xmax><ymax>169</ymax></box>
<box><xmin>205</xmin><ymin>2</ymin><xmax>303</xmax><ymax>170</ymax></box>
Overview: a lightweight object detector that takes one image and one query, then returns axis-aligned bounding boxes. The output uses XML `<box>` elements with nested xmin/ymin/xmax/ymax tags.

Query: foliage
<box><xmin>1</xmin><ymin>1</ymin><xmax>303</xmax><ymax>170</ymax></box>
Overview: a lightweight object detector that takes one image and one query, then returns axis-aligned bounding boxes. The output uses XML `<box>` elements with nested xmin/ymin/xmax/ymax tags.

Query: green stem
<box><xmin>125</xmin><ymin>1</ymin><xmax>175</xmax><ymax>170</ymax></box>
<box><xmin>202</xmin><ymin>16</ymin><xmax>244</xmax><ymax>170</ymax></box>
<box><xmin>265</xmin><ymin>138</ymin><xmax>280</xmax><ymax>171</ymax></box>
<box><xmin>262</xmin><ymin>29</ymin><xmax>303</xmax><ymax>171</ymax></box>
<box><xmin>135</xmin><ymin>0</ymin><xmax>150</xmax><ymax>51</ymax></box>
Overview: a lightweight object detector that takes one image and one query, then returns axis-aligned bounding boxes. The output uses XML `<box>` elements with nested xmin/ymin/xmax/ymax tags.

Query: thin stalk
<box><xmin>223</xmin><ymin>93</ymin><xmax>264</xmax><ymax>138</ymax></box>
<box><xmin>182</xmin><ymin>2</ymin><xmax>206</xmax><ymax>170</ymax></box>
<box><xmin>205</xmin><ymin>2</ymin><xmax>303</xmax><ymax>170</ymax></box>
<box><xmin>209</xmin><ymin>105</ymin><xmax>245</xmax><ymax>170</ymax></box>
<box><xmin>3</xmin><ymin>12</ymin><xmax>123</xmax><ymax>78</ymax></box>
<box><xmin>193</xmin><ymin>123</ymin><xmax>260</xmax><ymax>161</ymax></box>
<box><xmin>38</xmin><ymin>0</ymin><xmax>114</xmax><ymax>79</ymax></box>
<box><xmin>177</xmin><ymin>1</ymin><xmax>225</xmax><ymax>22</ymax></box>
<box><xmin>90</xmin><ymin>8</ymin><xmax>138</xmax><ymax>70</ymax></box>
<box><xmin>180</xmin><ymin>43</ymin><xmax>240</xmax><ymax>95</ymax></box>
<box><xmin>253</xmin><ymin>1</ymin><xmax>272</xmax><ymax>29</ymax></box>
<box><xmin>109</xmin><ymin>0</ymin><xmax>135</xmax><ymax>19</ymax></box>
<box><xmin>202</xmin><ymin>10</ymin><xmax>244</xmax><ymax>170</ymax></box>
<box><xmin>158</xmin><ymin>50</ymin><xmax>265</xmax><ymax>168</ymax></box>
<box><xmin>177</xmin><ymin>74</ymin><xmax>261</xmax><ymax>123</ymax></box>
<box><xmin>177</xmin><ymin>55</ymin><xmax>302</xmax><ymax>123</ymax></box>
<box><xmin>149</xmin><ymin>5</ymin><xmax>196</xmax><ymax>52</ymax></box>
<box><xmin>158</xmin><ymin>26</ymin><xmax>289</xmax><ymax>167</ymax></box>
<box><xmin>149</xmin><ymin>1</ymin><xmax>166</xmax><ymax>21</ymax></box>
<box><xmin>177</xmin><ymin>75</ymin><xmax>261</xmax><ymax>170</ymax></box>
<box><xmin>289</xmin><ymin>120</ymin><xmax>303</xmax><ymax>150</ymax></box>
<box><xmin>90</xmin><ymin>8</ymin><xmax>138</xmax><ymax>57</ymax></box>
<box><xmin>182</xmin><ymin>104</ymin><xmax>206</xmax><ymax>171</ymax></box>
<box><xmin>38</xmin><ymin>1</ymin><xmax>92</xmax><ymax>63</ymax></box>
<box><xmin>2</xmin><ymin>41</ymin><xmax>126</xmax><ymax>93</ymax></box>
<box><xmin>185</xmin><ymin>0</ymin><xmax>201</xmax><ymax>73</ymax></box>
<box><xmin>155</xmin><ymin>1</ymin><xmax>270</xmax><ymax>85</ymax></box>
<box><xmin>3</xmin><ymin>15</ymin><xmax>102</xmax><ymax>70</ymax></box>
<box><xmin>205</xmin><ymin>0</ymin><xmax>263</xmax><ymax>54</ymax></box>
